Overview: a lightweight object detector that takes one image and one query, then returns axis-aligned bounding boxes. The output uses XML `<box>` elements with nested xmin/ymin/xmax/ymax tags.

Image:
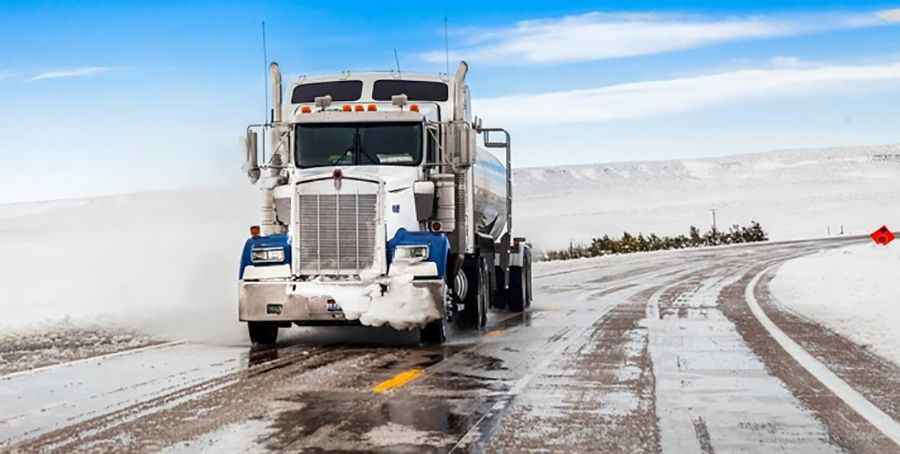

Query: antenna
<box><xmin>444</xmin><ymin>16</ymin><xmax>450</xmax><ymax>75</ymax></box>
<box><xmin>393</xmin><ymin>48</ymin><xmax>402</xmax><ymax>77</ymax></box>
<box><xmin>261</xmin><ymin>21</ymin><xmax>269</xmax><ymax>124</ymax></box>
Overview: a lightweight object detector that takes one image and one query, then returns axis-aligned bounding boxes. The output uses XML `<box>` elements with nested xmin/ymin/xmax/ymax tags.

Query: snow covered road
<box><xmin>2</xmin><ymin>236</ymin><xmax>898</xmax><ymax>453</ymax></box>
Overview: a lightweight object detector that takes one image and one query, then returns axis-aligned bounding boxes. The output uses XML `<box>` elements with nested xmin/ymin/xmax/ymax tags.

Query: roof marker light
<box><xmin>342</xmin><ymin>104</ymin><xmax>352</xmax><ymax>112</ymax></box>
<box><xmin>367</xmin><ymin>104</ymin><xmax>377</xmax><ymax>112</ymax></box>
<box><xmin>300</xmin><ymin>106</ymin><xmax>312</xmax><ymax>113</ymax></box>
<box><xmin>354</xmin><ymin>105</ymin><xmax>364</xmax><ymax>112</ymax></box>
<box><xmin>410</xmin><ymin>104</ymin><xmax>419</xmax><ymax>112</ymax></box>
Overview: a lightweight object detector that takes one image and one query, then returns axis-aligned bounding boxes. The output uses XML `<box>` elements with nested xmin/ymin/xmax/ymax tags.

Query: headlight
<box><xmin>251</xmin><ymin>247</ymin><xmax>285</xmax><ymax>264</ymax></box>
<box><xmin>394</xmin><ymin>245</ymin><xmax>429</xmax><ymax>264</ymax></box>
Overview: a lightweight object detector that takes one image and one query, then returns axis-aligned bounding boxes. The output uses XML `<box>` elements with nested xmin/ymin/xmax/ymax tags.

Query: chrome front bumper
<box><xmin>238</xmin><ymin>278</ymin><xmax>445</xmax><ymax>326</ymax></box>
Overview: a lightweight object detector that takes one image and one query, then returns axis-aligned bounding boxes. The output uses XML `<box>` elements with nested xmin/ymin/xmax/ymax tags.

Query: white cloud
<box><xmin>423</xmin><ymin>10</ymin><xmax>900</xmax><ymax>65</ymax></box>
<box><xmin>474</xmin><ymin>62</ymin><xmax>900</xmax><ymax>126</ymax></box>
<box><xmin>769</xmin><ymin>56</ymin><xmax>807</xmax><ymax>68</ymax></box>
<box><xmin>877</xmin><ymin>8</ymin><xmax>900</xmax><ymax>22</ymax></box>
<box><xmin>29</xmin><ymin>66</ymin><xmax>115</xmax><ymax>81</ymax></box>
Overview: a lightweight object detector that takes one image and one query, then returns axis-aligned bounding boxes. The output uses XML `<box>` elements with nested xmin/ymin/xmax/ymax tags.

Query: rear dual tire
<box><xmin>506</xmin><ymin>266</ymin><xmax>527</xmax><ymax>313</ymax></box>
<box><xmin>455</xmin><ymin>256</ymin><xmax>489</xmax><ymax>330</ymax></box>
<box><xmin>506</xmin><ymin>250</ymin><xmax>532</xmax><ymax>313</ymax></box>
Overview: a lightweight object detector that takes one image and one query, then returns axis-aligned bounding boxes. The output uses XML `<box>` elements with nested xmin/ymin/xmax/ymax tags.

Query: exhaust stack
<box><xmin>260</xmin><ymin>62</ymin><xmax>285</xmax><ymax>236</ymax></box>
<box><xmin>269</xmin><ymin>62</ymin><xmax>282</xmax><ymax>123</ymax></box>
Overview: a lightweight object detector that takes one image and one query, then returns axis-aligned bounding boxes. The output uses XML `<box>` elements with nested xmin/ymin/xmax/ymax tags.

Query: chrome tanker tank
<box><xmin>472</xmin><ymin>147</ymin><xmax>508</xmax><ymax>240</ymax></box>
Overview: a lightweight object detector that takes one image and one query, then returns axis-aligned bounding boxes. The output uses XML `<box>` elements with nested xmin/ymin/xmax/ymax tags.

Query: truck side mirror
<box><xmin>242</xmin><ymin>131</ymin><xmax>260</xmax><ymax>184</ymax></box>
<box><xmin>483</xmin><ymin>130</ymin><xmax>508</xmax><ymax>148</ymax></box>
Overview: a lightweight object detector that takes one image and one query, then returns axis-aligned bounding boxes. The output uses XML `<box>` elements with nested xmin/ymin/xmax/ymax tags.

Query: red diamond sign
<box><xmin>870</xmin><ymin>226</ymin><xmax>895</xmax><ymax>246</ymax></box>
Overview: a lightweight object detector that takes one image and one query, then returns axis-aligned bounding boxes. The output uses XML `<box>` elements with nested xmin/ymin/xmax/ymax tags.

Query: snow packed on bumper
<box><xmin>292</xmin><ymin>263</ymin><xmax>441</xmax><ymax>331</ymax></box>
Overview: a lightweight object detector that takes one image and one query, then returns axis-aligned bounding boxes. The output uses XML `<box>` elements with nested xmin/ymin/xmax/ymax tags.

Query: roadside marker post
<box><xmin>870</xmin><ymin>226</ymin><xmax>895</xmax><ymax>245</ymax></box>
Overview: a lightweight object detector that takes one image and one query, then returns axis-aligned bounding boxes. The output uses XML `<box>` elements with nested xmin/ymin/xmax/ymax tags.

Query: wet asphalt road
<box><xmin>2</xmin><ymin>236</ymin><xmax>899</xmax><ymax>453</ymax></box>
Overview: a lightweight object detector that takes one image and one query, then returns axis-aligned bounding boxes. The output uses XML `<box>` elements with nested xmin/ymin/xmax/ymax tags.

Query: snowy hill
<box><xmin>514</xmin><ymin>144</ymin><xmax>900</xmax><ymax>250</ymax></box>
<box><xmin>1</xmin><ymin>144</ymin><xmax>899</xmax><ymax>339</ymax></box>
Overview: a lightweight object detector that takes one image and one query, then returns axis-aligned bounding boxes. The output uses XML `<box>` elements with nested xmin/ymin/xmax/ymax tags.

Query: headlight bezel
<box><xmin>393</xmin><ymin>245</ymin><xmax>430</xmax><ymax>264</ymax></box>
<box><xmin>250</xmin><ymin>247</ymin><xmax>286</xmax><ymax>264</ymax></box>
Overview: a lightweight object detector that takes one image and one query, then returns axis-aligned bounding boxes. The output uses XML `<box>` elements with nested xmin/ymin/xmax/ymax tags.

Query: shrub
<box><xmin>541</xmin><ymin>222</ymin><xmax>768</xmax><ymax>261</ymax></box>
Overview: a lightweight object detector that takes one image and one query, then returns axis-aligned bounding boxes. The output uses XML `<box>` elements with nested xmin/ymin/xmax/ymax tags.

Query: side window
<box><xmin>426</xmin><ymin>126</ymin><xmax>435</xmax><ymax>163</ymax></box>
<box><xmin>291</xmin><ymin>81</ymin><xmax>363</xmax><ymax>103</ymax></box>
<box><xmin>372</xmin><ymin>80</ymin><xmax>449</xmax><ymax>101</ymax></box>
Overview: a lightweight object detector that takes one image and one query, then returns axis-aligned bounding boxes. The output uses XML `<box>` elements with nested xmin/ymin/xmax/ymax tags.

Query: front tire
<box><xmin>420</xmin><ymin>318</ymin><xmax>447</xmax><ymax>345</ymax></box>
<box><xmin>248</xmin><ymin>322</ymin><xmax>279</xmax><ymax>345</ymax></box>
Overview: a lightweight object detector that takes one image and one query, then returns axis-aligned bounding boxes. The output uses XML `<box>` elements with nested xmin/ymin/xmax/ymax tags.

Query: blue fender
<box><xmin>386</xmin><ymin>228</ymin><xmax>449</xmax><ymax>278</ymax></box>
<box><xmin>239</xmin><ymin>233</ymin><xmax>291</xmax><ymax>279</ymax></box>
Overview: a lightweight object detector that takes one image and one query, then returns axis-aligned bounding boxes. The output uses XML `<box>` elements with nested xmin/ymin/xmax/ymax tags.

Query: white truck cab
<box><xmin>238</xmin><ymin>62</ymin><xmax>531</xmax><ymax>345</ymax></box>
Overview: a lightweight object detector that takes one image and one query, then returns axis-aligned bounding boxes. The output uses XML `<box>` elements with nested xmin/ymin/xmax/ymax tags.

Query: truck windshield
<box><xmin>295</xmin><ymin>122</ymin><xmax>423</xmax><ymax>168</ymax></box>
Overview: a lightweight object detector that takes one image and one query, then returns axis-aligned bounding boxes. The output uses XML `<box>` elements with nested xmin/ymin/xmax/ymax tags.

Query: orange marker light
<box><xmin>367</xmin><ymin>104</ymin><xmax>377</xmax><ymax>112</ymax></box>
<box><xmin>354</xmin><ymin>105</ymin><xmax>364</xmax><ymax>112</ymax></box>
<box><xmin>250</xmin><ymin>225</ymin><xmax>261</xmax><ymax>237</ymax></box>
<box><xmin>300</xmin><ymin>106</ymin><xmax>312</xmax><ymax>113</ymax></box>
<box><xmin>410</xmin><ymin>104</ymin><xmax>419</xmax><ymax>112</ymax></box>
<box><xmin>342</xmin><ymin>104</ymin><xmax>352</xmax><ymax>112</ymax></box>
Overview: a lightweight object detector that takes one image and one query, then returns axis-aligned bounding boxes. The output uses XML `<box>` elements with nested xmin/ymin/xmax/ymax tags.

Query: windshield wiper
<box><xmin>331</xmin><ymin>147</ymin><xmax>354</xmax><ymax>165</ymax></box>
<box><xmin>356</xmin><ymin>145</ymin><xmax>379</xmax><ymax>165</ymax></box>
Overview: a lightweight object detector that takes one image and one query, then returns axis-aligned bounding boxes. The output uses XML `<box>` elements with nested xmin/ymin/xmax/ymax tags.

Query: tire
<box><xmin>455</xmin><ymin>256</ymin><xmax>485</xmax><ymax>330</ymax></box>
<box><xmin>493</xmin><ymin>266</ymin><xmax>507</xmax><ymax>309</ymax></box>
<box><xmin>507</xmin><ymin>266</ymin><xmax>527</xmax><ymax>313</ymax></box>
<box><xmin>248</xmin><ymin>322</ymin><xmax>279</xmax><ymax>345</ymax></box>
<box><xmin>420</xmin><ymin>318</ymin><xmax>447</xmax><ymax>345</ymax></box>
<box><xmin>524</xmin><ymin>251</ymin><xmax>533</xmax><ymax>308</ymax></box>
<box><xmin>479</xmin><ymin>259</ymin><xmax>489</xmax><ymax>328</ymax></box>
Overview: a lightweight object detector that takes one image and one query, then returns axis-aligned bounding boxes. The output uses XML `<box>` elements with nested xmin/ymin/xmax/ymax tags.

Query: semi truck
<box><xmin>238</xmin><ymin>61</ymin><xmax>532</xmax><ymax>345</ymax></box>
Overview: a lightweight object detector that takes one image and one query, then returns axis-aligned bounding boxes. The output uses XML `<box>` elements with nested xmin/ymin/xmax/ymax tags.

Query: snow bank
<box><xmin>770</xmin><ymin>242</ymin><xmax>900</xmax><ymax>366</ymax></box>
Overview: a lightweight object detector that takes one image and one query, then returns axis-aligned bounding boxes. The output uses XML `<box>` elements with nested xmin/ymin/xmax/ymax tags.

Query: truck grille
<box><xmin>296</xmin><ymin>192</ymin><xmax>378</xmax><ymax>275</ymax></box>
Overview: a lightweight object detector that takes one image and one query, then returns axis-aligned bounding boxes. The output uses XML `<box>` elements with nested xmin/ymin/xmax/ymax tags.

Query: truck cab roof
<box><xmin>286</xmin><ymin>71</ymin><xmax>464</xmax><ymax>123</ymax></box>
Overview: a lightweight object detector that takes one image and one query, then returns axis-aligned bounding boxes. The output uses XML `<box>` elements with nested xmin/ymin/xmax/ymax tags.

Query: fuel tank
<box><xmin>472</xmin><ymin>148</ymin><xmax>508</xmax><ymax>240</ymax></box>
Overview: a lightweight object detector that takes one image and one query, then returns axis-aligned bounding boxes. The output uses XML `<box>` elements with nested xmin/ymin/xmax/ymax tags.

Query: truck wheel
<box><xmin>420</xmin><ymin>318</ymin><xmax>446</xmax><ymax>345</ymax></box>
<box><xmin>525</xmin><ymin>251</ymin><xmax>533</xmax><ymax>308</ymax></box>
<box><xmin>493</xmin><ymin>266</ymin><xmax>508</xmax><ymax>309</ymax></box>
<box><xmin>248</xmin><ymin>322</ymin><xmax>279</xmax><ymax>345</ymax></box>
<box><xmin>479</xmin><ymin>259</ymin><xmax>489</xmax><ymax>328</ymax></box>
<box><xmin>455</xmin><ymin>257</ymin><xmax>485</xmax><ymax>330</ymax></box>
<box><xmin>507</xmin><ymin>266</ymin><xmax>527</xmax><ymax>313</ymax></box>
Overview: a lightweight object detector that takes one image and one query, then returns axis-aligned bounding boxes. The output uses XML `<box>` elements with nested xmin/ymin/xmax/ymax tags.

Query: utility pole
<box><xmin>710</xmin><ymin>208</ymin><xmax>718</xmax><ymax>232</ymax></box>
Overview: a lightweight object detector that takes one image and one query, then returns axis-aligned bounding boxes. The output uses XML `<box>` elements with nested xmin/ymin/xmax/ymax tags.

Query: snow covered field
<box><xmin>1</xmin><ymin>144</ymin><xmax>898</xmax><ymax>345</ymax></box>
<box><xmin>516</xmin><ymin>144</ymin><xmax>900</xmax><ymax>251</ymax></box>
<box><xmin>770</xmin><ymin>241</ymin><xmax>900</xmax><ymax>367</ymax></box>
<box><xmin>0</xmin><ymin>187</ymin><xmax>258</xmax><ymax>344</ymax></box>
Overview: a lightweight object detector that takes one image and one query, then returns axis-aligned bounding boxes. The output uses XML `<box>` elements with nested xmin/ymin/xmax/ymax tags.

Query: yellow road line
<box><xmin>372</xmin><ymin>368</ymin><xmax>424</xmax><ymax>394</ymax></box>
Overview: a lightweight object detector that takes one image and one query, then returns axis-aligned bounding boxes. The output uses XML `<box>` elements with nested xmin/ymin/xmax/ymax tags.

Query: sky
<box><xmin>4</xmin><ymin>1</ymin><xmax>900</xmax><ymax>203</ymax></box>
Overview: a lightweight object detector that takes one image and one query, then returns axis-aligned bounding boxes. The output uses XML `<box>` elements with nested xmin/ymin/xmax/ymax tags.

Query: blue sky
<box><xmin>4</xmin><ymin>1</ymin><xmax>900</xmax><ymax>203</ymax></box>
